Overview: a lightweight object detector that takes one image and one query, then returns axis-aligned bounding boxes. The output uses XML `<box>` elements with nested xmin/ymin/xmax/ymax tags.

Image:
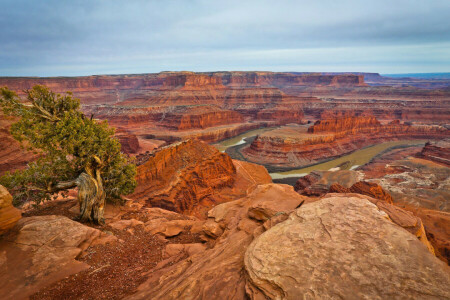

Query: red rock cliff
<box><xmin>416</xmin><ymin>140</ymin><xmax>450</xmax><ymax>167</ymax></box>
<box><xmin>243</xmin><ymin>117</ymin><xmax>449</xmax><ymax>168</ymax></box>
<box><xmin>132</xmin><ymin>140</ymin><xmax>236</xmax><ymax>214</ymax></box>
<box><xmin>308</xmin><ymin>115</ymin><xmax>381</xmax><ymax>133</ymax></box>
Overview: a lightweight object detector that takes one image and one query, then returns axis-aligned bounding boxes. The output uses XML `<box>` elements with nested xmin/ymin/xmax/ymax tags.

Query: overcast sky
<box><xmin>1</xmin><ymin>0</ymin><xmax>449</xmax><ymax>76</ymax></box>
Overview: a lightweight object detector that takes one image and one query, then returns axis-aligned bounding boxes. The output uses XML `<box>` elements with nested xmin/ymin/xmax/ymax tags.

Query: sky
<box><xmin>1</xmin><ymin>0</ymin><xmax>449</xmax><ymax>76</ymax></box>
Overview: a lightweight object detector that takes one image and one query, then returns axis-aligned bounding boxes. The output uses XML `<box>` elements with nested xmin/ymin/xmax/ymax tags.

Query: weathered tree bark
<box><xmin>52</xmin><ymin>157</ymin><xmax>105</xmax><ymax>224</ymax></box>
<box><xmin>76</xmin><ymin>171</ymin><xmax>105</xmax><ymax>224</ymax></box>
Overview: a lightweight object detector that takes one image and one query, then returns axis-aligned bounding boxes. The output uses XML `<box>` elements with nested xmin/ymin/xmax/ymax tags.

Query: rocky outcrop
<box><xmin>0</xmin><ymin>215</ymin><xmax>115</xmax><ymax>300</ymax></box>
<box><xmin>132</xmin><ymin>140</ymin><xmax>236</xmax><ymax>214</ymax></box>
<box><xmin>296</xmin><ymin>173</ymin><xmax>437</xmax><ymax>255</ymax></box>
<box><xmin>371</xmin><ymin>157</ymin><xmax>450</xmax><ymax>212</ymax></box>
<box><xmin>405</xmin><ymin>206</ymin><xmax>450</xmax><ymax>265</ymax></box>
<box><xmin>132</xmin><ymin>139</ymin><xmax>274</xmax><ymax>217</ymax></box>
<box><xmin>307</xmin><ymin>115</ymin><xmax>380</xmax><ymax>133</ymax></box>
<box><xmin>416</xmin><ymin>139</ymin><xmax>450</xmax><ymax>167</ymax></box>
<box><xmin>0</xmin><ymin>185</ymin><xmax>21</xmax><ymax>235</ymax></box>
<box><xmin>126</xmin><ymin>184</ymin><xmax>308</xmax><ymax>300</ymax></box>
<box><xmin>159</xmin><ymin>106</ymin><xmax>244</xmax><ymax>130</ymax></box>
<box><xmin>255</xmin><ymin>105</ymin><xmax>304</xmax><ymax>125</ymax></box>
<box><xmin>347</xmin><ymin>181</ymin><xmax>394</xmax><ymax>204</ymax></box>
<box><xmin>296</xmin><ymin>172</ymin><xmax>394</xmax><ymax>203</ymax></box>
<box><xmin>294</xmin><ymin>170</ymin><xmax>363</xmax><ymax>196</ymax></box>
<box><xmin>127</xmin><ymin>188</ymin><xmax>448</xmax><ymax>299</ymax></box>
<box><xmin>244</xmin><ymin>195</ymin><xmax>449</xmax><ymax>299</ymax></box>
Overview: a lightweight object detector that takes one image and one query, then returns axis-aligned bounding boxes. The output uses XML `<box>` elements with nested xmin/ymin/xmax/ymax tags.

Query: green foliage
<box><xmin>0</xmin><ymin>85</ymin><xmax>137</xmax><ymax>205</ymax></box>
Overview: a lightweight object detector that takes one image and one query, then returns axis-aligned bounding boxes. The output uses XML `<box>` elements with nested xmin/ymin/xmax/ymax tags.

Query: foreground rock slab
<box><xmin>126</xmin><ymin>184</ymin><xmax>307</xmax><ymax>300</ymax></box>
<box><xmin>245</xmin><ymin>196</ymin><xmax>450</xmax><ymax>299</ymax></box>
<box><xmin>0</xmin><ymin>215</ymin><xmax>115</xmax><ymax>300</ymax></box>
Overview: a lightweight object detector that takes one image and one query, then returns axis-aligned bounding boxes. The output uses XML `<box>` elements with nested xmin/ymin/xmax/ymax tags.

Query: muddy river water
<box><xmin>215</xmin><ymin>129</ymin><xmax>426</xmax><ymax>180</ymax></box>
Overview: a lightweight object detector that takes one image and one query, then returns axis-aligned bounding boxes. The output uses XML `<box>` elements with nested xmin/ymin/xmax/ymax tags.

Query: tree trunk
<box><xmin>76</xmin><ymin>170</ymin><xmax>105</xmax><ymax>224</ymax></box>
<box><xmin>52</xmin><ymin>158</ymin><xmax>105</xmax><ymax>224</ymax></box>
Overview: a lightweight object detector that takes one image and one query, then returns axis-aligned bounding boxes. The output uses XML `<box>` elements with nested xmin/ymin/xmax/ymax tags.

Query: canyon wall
<box><xmin>243</xmin><ymin>116</ymin><xmax>449</xmax><ymax>168</ymax></box>
<box><xmin>416</xmin><ymin>139</ymin><xmax>450</xmax><ymax>167</ymax></box>
<box><xmin>1</xmin><ymin>72</ymin><xmax>448</xmax><ymax>173</ymax></box>
<box><xmin>132</xmin><ymin>139</ymin><xmax>236</xmax><ymax>214</ymax></box>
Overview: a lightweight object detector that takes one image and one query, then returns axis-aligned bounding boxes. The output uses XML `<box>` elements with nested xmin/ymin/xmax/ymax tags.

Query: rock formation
<box><xmin>347</xmin><ymin>181</ymin><xmax>394</xmax><ymax>203</ymax></box>
<box><xmin>244</xmin><ymin>195</ymin><xmax>449</xmax><ymax>299</ymax></box>
<box><xmin>132</xmin><ymin>139</ymin><xmax>236</xmax><ymax>215</ymax></box>
<box><xmin>307</xmin><ymin>115</ymin><xmax>381</xmax><ymax>133</ymax></box>
<box><xmin>0</xmin><ymin>185</ymin><xmax>21</xmax><ymax>235</ymax></box>
<box><xmin>0</xmin><ymin>215</ymin><xmax>115</xmax><ymax>300</ymax></box>
<box><xmin>132</xmin><ymin>139</ymin><xmax>273</xmax><ymax>218</ymax></box>
<box><xmin>369</xmin><ymin>157</ymin><xmax>450</xmax><ymax>212</ymax></box>
<box><xmin>294</xmin><ymin>170</ymin><xmax>363</xmax><ymax>196</ymax></box>
<box><xmin>416</xmin><ymin>139</ymin><xmax>450</xmax><ymax>167</ymax></box>
<box><xmin>243</xmin><ymin>116</ymin><xmax>449</xmax><ymax>168</ymax></box>
<box><xmin>402</xmin><ymin>205</ymin><xmax>450</xmax><ymax>265</ymax></box>
<box><xmin>126</xmin><ymin>184</ymin><xmax>309</xmax><ymax>299</ymax></box>
<box><xmin>124</xmin><ymin>187</ymin><xmax>449</xmax><ymax>299</ymax></box>
<box><xmin>115</xmin><ymin>129</ymin><xmax>141</xmax><ymax>154</ymax></box>
<box><xmin>159</xmin><ymin>105</ymin><xmax>244</xmax><ymax>130</ymax></box>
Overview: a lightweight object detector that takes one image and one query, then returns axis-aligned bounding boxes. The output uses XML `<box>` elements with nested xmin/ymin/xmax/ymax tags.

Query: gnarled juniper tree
<box><xmin>0</xmin><ymin>85</ymin><xmax>136</xmax><ymax>224</ymax></box>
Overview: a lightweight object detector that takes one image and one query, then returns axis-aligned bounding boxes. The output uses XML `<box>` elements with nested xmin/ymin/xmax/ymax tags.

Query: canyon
<box><xmin>1</xmin><ymin>72</ymin><xmax>448</xmax><ymax>152</ymax></box>
<box><xmin>0</xmin><ymin>71</ymin><xmax>449</xmax><ymax>299</ymax></box>
<box><xmin>242</xmin><ymin>115</ymin><xmax>448</xmax><ymax>168</ymax></box>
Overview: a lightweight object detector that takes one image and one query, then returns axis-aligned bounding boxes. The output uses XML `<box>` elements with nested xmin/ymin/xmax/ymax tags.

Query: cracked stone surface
<box><xmin>0</xmin><ymin>215</ymin><xmax>116</xmax><ymax>300</ymax></box>
<box><xmin>244</xmin><ymin>196</ymin><xmax>450</xmax><ymax>299</ymax></box>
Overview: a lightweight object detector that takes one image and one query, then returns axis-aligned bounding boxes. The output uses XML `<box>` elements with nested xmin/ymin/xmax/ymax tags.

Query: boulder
<box><xmin>295</xmin><ymin>170</ymin><xmax>363</xmax><ymax>196</ymax></box>
<box><xmin>0</xmin><ymin>215</ymin><xmax>116</xmax><ymax>300</ymax></box>
<box><xmin>244</xmin><ymin>196</ymin><xmax>450</xmax><ymax>299</ymax></box>
<box><xmin>349</xmin><ymin>181</ymin><xmax>394</xmax><ymax>203</ymax></box>
<box><xmin>145</xmin><ymin>219</ymin><xmax>197</xmax><ymax>237</ymax></box>
<box><xmin>0</xmin><ymin>185</ymin><xmax>21</xmax><ymax>235</ymax></box>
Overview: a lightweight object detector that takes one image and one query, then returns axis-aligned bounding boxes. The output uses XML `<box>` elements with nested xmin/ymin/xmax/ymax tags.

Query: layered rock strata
<box><xmin>416</xmin><ymin>139</ymin><xmax>450</xmax><ymax>167</ymax></box>
<box><xmin>132</xmin><ymin>139</ymin><xmax>236</xmax><ymax>214</ymax></box>
<box><xmin>243</xmin><ymin>116</ymin><xmax>449</xmax><ymax>167</ymax></box>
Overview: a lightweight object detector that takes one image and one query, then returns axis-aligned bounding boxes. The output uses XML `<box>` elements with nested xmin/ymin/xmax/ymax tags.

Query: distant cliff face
<box><xmin>209</xmin><ymin>71</ymin><xmax>366</xmax><ymax>87</ymax></box>
<box><xmin>163</xmin><ymin>73</ymin><xmax>224</xmax><ymax>88</ymax></box>
<box><xmin>416</xmin><ymin>139</ymin><xmax>450</xmax><ymax>167</ymax></box>
<box><xmin>159</xmin><ymin>106</ymin><xmax>244</xmax><ymax>130</ymax></box>
<box><xmin>0</xmin><ymin>71</ymin><xmax>366</xmax><ymax>95</ymax></box>
<box><xmin>307</xmin><ymin>115</ymin><xmax>381</xmax><ymax>133</ymax></box>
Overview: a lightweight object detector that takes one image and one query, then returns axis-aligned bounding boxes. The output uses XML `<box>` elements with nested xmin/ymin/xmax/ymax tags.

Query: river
<box><xmin>215</xmin><ymin>132</ymin><xmax>426</xmax><ymax>180</ymax></box>
<box><xmin>270</xmin><ymin>140</ymin><xmax>427</xmax><ymax>179</ymax></box>
<box><xmin>213</xmin><ymin>127</ymin><xmax>276</xmax><ymax>152</ymax></box>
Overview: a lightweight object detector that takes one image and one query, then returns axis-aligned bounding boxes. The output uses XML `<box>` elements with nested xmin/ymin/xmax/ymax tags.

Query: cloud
<box><xmin>0</xmin><ymin>0</ymin><xmax>449</xmax><ymax>76</ymax></box>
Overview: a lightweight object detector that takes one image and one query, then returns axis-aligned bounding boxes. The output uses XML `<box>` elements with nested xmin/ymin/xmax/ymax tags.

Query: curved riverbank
<box><xmin>270</xmin><ymin>140</ymin><xmax>427</xmax><ymax>179</ymax></box>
